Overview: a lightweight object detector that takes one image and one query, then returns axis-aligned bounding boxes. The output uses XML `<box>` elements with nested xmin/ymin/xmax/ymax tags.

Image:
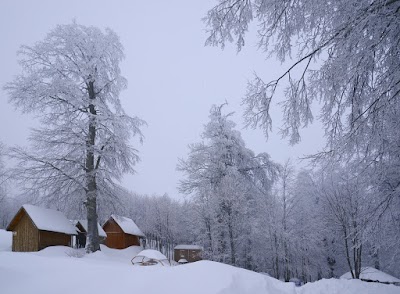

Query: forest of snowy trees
<box><xmin>0</xmin><ymin>0</ymin><xmax>399</xmax><ymax>285</ymax></box>
<box><xmin>1</xmin><ymin>102</ymin><xmax>399</xmax><ymax>281</ymax></box>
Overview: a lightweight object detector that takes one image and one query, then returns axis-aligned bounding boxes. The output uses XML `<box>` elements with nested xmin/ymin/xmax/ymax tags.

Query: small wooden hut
<box><xmin>7</xmin><ymin>204</ymin><xmax>77</xmax><ymax>252</ymax></box>
<box><xmin>102</xmin><ymin>214</ymin><xmax>145</xmax><ymax>249</ymax></box>
<box><xmin>73</xmin><ymin>220</ymin><xmax>107</xmax><ymax>248</ymax></box>
<box><xmin>174</xmin><ymin>244</ymin><xmax>203</xmax><ymax>263</ymax></box>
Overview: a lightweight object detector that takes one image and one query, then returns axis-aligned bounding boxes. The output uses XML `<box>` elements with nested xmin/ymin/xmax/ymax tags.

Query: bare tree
<box><xmin>4</xmin><ymin>22</ymin><xmax>145</xmax><ymax>253</ymax></box>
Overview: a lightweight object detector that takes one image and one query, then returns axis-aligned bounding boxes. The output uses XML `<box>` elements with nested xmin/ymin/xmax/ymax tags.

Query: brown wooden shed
<box><xmin>7</xmin><ymin>204</ymin><xmax>77</xmax><ymax>252</ymax></box>
<box><xmin>174</xmin><ymin>244</ymin><xmax>203</xmax><ymax>263</ymax></box>
<box><xmin>102</xmin><ymin>214</ymin><xmax>145</xmax><ymax>249</ymax></box>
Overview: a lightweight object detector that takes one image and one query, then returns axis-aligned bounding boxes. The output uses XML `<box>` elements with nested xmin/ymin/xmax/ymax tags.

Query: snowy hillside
<box><xmin>0</xmin><ymin>230</ymin><xmax>399</xmax><ymax>294</ymax></box>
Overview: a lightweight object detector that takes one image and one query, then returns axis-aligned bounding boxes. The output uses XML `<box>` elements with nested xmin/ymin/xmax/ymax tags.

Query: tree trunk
<box><xmin>228</xmin><ymin>213</ymin><xmax>236</xmax><ymax>265</ymax></box>
<box><xmin>273</xmin><ymin>231</ymin><xmax>280</xmax><ymax>279</ymax></box>
<box><xmin>86</xmin><ymin>187</ymin><xmax>100</xmax><ymax>253</ymax></box>
<box><xmin>355</xmin><ymin>244</ymin><xmax>362</xmax><ymax>279</ymax></box>
<box><xmin>85</xmin><ymin>81</ymin><xmax>100</xmax><ymax>253</ymax></box>
<box><xmin>373</xmin><ymin>249</ymin><xmax>380</xmax><ymax>270</ymax></box>
<box><xmin>343</xmin><ymin>226</ymin><xmax>354</xmax><ymax>278</ymax></box>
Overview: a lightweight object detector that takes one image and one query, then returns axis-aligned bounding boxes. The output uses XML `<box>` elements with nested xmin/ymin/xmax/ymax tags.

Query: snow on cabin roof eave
<box><xmin>8</xmin><ymin>204</ymin><xmax>77</xmax><ymax>235</ymax></box>
<box><xmin>110</xmin><ymin>214</ymin><xmax>145</xmax><ymax>237</ymax></box>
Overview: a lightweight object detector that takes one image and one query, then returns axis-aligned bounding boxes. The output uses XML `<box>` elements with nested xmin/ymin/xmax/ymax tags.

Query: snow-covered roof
<box><xmin>134</xmin><ymin>249</ymin><xmax>168</xmax><ymax>261</ymax></box>
<box><xmin>10</xmin><ymin>204</ymin><xmax>77</xmax><ymax>235</ymax></box>
<box><xmin>174</xmin><ymin>244</ymin><xmax>203</xmax><ymax>250</ymax></box>
<box><xmin>110</xmin><ymin>214</ymin><xmax>145</xmax><ymax>237</ymax></box>
<box><xmin>75</xmin><ymin>220</ymin><xmax>107</xmax><ymax>238</ymax></box>
<box><xmin>340</xmin><ymin>267</ymin><xmax>400</xmax><ymax>284</ymax></box>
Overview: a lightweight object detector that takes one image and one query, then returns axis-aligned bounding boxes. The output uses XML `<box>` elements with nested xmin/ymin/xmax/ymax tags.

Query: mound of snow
<box><xmin>34</xmin><ymin>245</ymin><xmax>79</xmax><ymax>258</ymax></box>
<box><xmin>98</xmin><ymin>244</ymin><xmax>143</xmax><ymax>262</ymax></box>
<box><xmin>132</xmin><ymin>249</ymin><xmax>170</xmax><ymax>266</ymax></box>
<box><xmin>1</xmin><ymin>247</ymin><xmax>399</xmax><ymax>294</ymax></box>
<box><xmin>0</xmin><ymin>229</ymin><xmax>12</xmax><ymax>251</ymax></box>
<box><xmin>340</xmin><ymin>267</ymin><xmax>400</xmax><ymax>284</ymax></box>
<box><xmin>134</xmin><ymin>249</ymin><xmax>168</xmax><ymax>260</ymax></box>
<box><xmin>297</xmin><ymin>278</ymin><xmax>400</xmax><ymax>294</ymax></box>
<box><xmin>32</xmin><ymin>244</ymin><xmax>143</xmax><ymax>264</ymax></box>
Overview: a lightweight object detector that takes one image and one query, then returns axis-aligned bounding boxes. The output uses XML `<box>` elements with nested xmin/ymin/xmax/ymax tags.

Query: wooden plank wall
<box><xmin>38</xmin><ymin>231</ymin><xmax>71</xmax><ymax>250</ymax></box>
<box><xmin>12</xmin><ymin>213</ymin><xmax>39</xmax><ymax>252</ymax></box>
<box><xmin>125</xmin><ymin>234</ymin><xmax>140</xmax><ymax>247</ymax></box>
<box><xmin>103</xmin><ymin>220</ymin><xmax>125</xmax><ymax>249</ymax></box>
<box><xmin>103</xmin><ymin>219</ymin><xmax>140</xmax><ymax>249</ymax></box>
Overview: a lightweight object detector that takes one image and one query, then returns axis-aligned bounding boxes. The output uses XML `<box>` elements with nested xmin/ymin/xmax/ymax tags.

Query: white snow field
<box><xmin>0</xmin><ymin>230</ymin><xmax>399</xmax><ymax>294</ymax></box>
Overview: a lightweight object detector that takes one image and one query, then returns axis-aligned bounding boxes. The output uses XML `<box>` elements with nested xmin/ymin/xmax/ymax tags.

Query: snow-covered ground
<box><xmin>0</xmin><ymin>229</ymin><xmax>399</xmax><ymax>294</ymax></box>
<box><xmin>341</xmin><ymin>267</ymin><xmax>400</xmax><ymax>284</ymax></box>
<box><xmin>0</xmin><ymin>229</ymin><xmax>12</xmax><ymax>252</ymax></box>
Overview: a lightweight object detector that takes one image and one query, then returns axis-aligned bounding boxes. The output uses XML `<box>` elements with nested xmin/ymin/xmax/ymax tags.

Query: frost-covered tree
<box><xmin>4</xmin><ymin>22</ymin><xmax>145</xmax><ymax>253</ymax></box>
<box><xmin>205</xmin><ymin>1</ymin><xmax>400</xmax><ymax>208</ymax></box>
<box><xmin>261</xmin><ymin>164</ymin><xmax>327</xmax><ymax>281</ymax></box>
<box><xmin>0</xmin><ymin>142</ymin><xmax>9</xmax><ymax>228</ymax></box>
<box><xmin>0</xmin><ymin>142</ymin><xmax>6</xmax><ymax>197</ymax></box>
<box><xmin>178</xmin><ymin>104</ymin><xmax>279</xmax><ymax>265</ymax></box>
<box><xmin>205</xmin><ymin>0</ymin><xmax>400</xmax><ymax>144</ymax></box>
<box><xmin>289</xmin><ymin>170</ymin><xmax>326</xmax><ymax>281</ymax></box>
<box><xmin>0</xmin><ymin>143</ymin><xmax>25</xmax><ymax>229</ymax></box>
<box><xmin>317</xmin><ymin>163</ymin><xmax>377</xmax><ymax>279</ymax></box>
<box><xmin>278</xmin><ymin>160</ymin><xmax>295</xmax><ymax>281</ymax></box>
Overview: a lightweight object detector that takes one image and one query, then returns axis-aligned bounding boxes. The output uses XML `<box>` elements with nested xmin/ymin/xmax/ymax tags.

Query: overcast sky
<box><xmin>0</xmin><ymin>0</ymin><xmax>325</xmax><ymax>200</ymax></box>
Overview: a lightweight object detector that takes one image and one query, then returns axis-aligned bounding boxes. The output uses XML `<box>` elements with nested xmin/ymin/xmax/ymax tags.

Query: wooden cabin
<box><xmin>73</xmin><ymin>220</ymin><xmax>107</xmax><ymax>248</ymax></box>
<box><xmin>102</xmin><ymin>214</ymin><xmax>145</xmax><ymax>249</ymax></box>
<box><xmin>7</xmin><ymin>204</ymin><xmax>77</xmax><ymax>252</ymax></box>
<box><xmin>174</xmin><ymin>244</ymin><xmax>203</xmax><ymax>263</ymax></box>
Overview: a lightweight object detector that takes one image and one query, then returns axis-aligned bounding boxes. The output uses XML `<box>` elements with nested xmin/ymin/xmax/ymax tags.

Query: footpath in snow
<box><xmin>0</xmin><ymin>230</ymin><xmax>399</xmax><ymax>294</ymax></box>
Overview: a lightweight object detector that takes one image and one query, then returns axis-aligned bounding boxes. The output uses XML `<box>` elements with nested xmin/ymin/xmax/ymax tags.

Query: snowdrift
<box><xmin>341</xmin><ymin>267</ymin><xmax>400</xmax><ymax>284</ymax></box>
<box><xmin>0</xmin><ymin>229</ymin><xmax>399</xmax><ymax>294</ymax></box>
<box><xmin>0</xmin><ymin>229</ymin><xmax>12</xmax><ymax>251</ymax></box>
<box><xmin>297</xmin><ymin>278</ymin><xmax>400</xmax><ymax>294</ymax></box>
